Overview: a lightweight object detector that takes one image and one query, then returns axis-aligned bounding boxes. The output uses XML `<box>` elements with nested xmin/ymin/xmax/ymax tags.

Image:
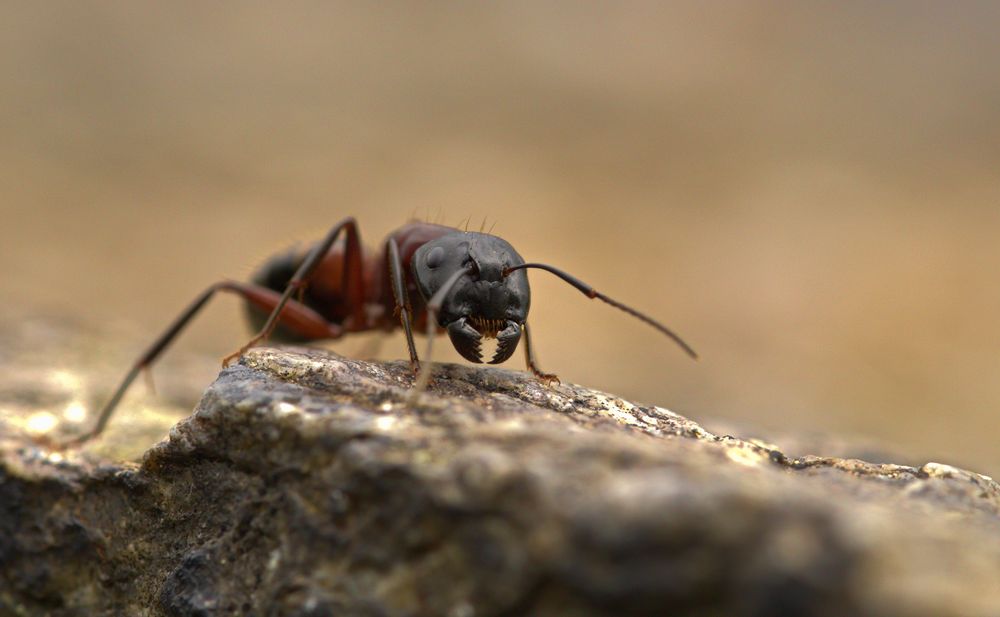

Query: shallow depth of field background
<box><xmin>2</xmin><ymin>3</ymin><xmax>999</xmax><ymax>473</ymax></box>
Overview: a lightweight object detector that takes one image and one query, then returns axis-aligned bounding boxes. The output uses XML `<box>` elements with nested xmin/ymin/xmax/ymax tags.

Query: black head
<box><xmin>412</xmin><ymin>232</ymin><xmax>530</xmax><ymax>364</ymax></box>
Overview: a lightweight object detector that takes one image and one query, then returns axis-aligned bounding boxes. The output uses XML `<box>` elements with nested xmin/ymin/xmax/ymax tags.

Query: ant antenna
<box><xmin>503</xmin><ymin>263</ymin><xmax>698</xmax><ymax>359</ymax></box>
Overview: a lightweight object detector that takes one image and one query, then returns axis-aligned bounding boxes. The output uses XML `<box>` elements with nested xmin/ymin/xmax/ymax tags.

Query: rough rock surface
<box><xmin>3</xmin><ymin>346</ymin><xmax>1000</xmax><ymax>616</ymax></box>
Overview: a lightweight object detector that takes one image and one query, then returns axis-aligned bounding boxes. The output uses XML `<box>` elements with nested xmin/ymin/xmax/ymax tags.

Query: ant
<box><xmin>63</xmin><ymin>217</ymin><xmax>697</xmax><ymax>446</ymax></box>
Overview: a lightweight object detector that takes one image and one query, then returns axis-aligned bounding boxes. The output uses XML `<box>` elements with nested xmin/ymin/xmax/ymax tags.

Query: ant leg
<box><xmin>522</xmin><ymin>322</ymin><xmax>560</xmax><ymax>385</ymax></box>
<box><xmin>412</xmin><ymin>265</ymin><xmax>473</xmax><ymax>395</ymax></box>
<box><xmin>223</xmin><ymin>217</ymin><xmax>364</xmax><ymax>366</ymax></box>
<box><xmin>387</xmin><ymin>237</ymin><xmax>419</xmax><ymax>373</ymax></box>
<box><xmin>62</xmin><ymin>281</ymin><xmax>342</xmax><ymax>447</ymax></box>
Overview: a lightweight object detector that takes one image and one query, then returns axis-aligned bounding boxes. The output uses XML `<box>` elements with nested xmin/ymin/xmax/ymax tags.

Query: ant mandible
<box><xmin>64</xmin><ymin>217</ymin><xmax>697</xmax><ymax>446</ymax></box>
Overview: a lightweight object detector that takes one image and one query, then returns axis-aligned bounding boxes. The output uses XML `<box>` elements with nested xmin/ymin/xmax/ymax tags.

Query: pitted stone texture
<box><xmin>3</xmin><ymin>347</ymin><xmax>1000</xmax><ymax>616</ymax></box>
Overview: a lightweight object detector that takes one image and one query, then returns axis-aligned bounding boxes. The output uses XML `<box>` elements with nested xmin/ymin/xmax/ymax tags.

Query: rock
<box><xmin>0</xmin><ymin>311</ymin><xmax>213</xmax><ymax>460</ymax></box>
<box><xmin>3</xmin><ymin>346</ymin><xmax>1000</xmax><ymax>616</ymax></box>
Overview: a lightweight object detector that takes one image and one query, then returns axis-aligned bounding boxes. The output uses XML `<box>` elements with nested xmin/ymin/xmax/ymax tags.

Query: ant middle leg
<box><xmin>386</xmin><ymin>237</ymin><xmax>419</xmax><ymax>374</ymax></box>
<box><xmin>223</xmin><ymin>217</ymin><xmax>365</xmax><ymax>366</ymax></box>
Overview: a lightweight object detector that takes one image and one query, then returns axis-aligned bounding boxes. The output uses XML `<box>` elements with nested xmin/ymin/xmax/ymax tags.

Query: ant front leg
<box><xmin>223</xmin><ymin>216</ymin><xmax>365</xmax><ymax>366</ymax></box>
<box><xmin>522</xmin><ymin>322</ymin><xmax>560</xmax><ymax>386</ymax></box>
<box><xmin>411</xmin><ymin>265</ymin><xmax>473</xmax><ymax>396</ymax></box>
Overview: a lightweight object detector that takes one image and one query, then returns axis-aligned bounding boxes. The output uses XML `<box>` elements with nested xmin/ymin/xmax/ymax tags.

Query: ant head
<box><xmin>412</xmin><ymin>232</ymin><xmax>530</xmax><ymax>364</ymax></box>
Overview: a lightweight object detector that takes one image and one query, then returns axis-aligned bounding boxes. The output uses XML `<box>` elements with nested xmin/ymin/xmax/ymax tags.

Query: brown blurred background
<box><xmin>2</xmin><ymin>3</ymin><xmax>999</xmax><ymax>473</ymax></box>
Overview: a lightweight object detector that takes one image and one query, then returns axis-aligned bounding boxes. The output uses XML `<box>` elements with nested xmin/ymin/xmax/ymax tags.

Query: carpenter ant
<box><xmin>63</xmin><ymin>218</ymin><xmax>696</xmax><ymax>446</ymax></box>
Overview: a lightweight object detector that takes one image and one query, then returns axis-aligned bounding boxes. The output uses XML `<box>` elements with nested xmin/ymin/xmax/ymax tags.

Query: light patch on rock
<box><xmin>591</xmin><ymin>393</ymin><xmax>640</xmax><ymax>427</ymax></box>
<box><xmin>725</xmin><ymin>445</ymin><xmax>767</xmax><ymax>467</ymax></box>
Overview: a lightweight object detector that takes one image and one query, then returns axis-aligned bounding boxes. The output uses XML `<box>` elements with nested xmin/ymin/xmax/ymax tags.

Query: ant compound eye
<box><xmin>425</xmin><ymin>246</ymin><xmax>445</xmax><ymax>269</ymax></box>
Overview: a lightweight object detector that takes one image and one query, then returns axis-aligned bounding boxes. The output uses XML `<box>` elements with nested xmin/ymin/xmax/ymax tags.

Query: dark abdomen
<box><xmin>244</xmin><ymin>246</ymin><xmax>316</xmax><ymax>342</ymax></box>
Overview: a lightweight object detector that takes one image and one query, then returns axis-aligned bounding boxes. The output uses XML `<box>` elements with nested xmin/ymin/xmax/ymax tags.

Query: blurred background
<box><xmin>2</xmin><ymin>2</ymin><xmax>999</xmax><ymax>473</ymax></box>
